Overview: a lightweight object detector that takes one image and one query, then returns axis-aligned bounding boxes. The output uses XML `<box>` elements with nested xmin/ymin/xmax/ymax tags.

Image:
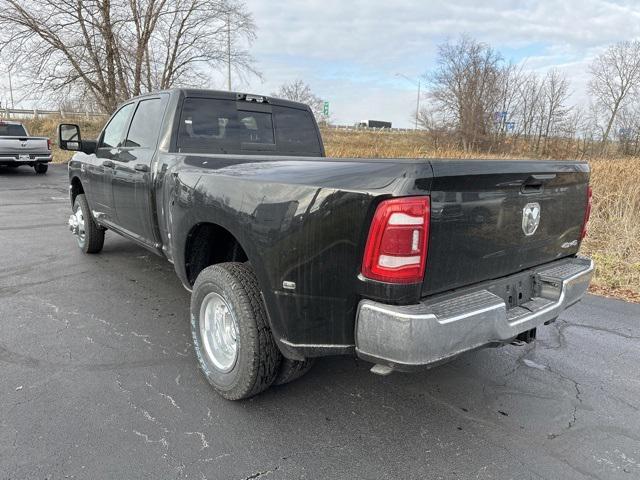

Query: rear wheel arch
<box><xmin>184</xmin><ymin>222</ymin><xmax>251</xmax><ymax>287</ymax></box>
<box><xmin>182</xmin><ymin>222</ymin><xmax>301</xmax><ymax>362</ymax></box>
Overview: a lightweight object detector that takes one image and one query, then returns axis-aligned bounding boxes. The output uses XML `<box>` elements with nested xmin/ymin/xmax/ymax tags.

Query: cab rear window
<box><xmin>0</xmin><ymin>124</ymin><xmax>27</xmax><ymax>136</ymax></box>
<box><xmin>177</xmin><ymin>98</ymin><xmax>321</xmax><ymax>156</ymax></box>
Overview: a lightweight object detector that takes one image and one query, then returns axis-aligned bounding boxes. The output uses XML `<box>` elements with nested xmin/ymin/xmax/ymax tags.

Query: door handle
<box><xmin>102</xmin><ymin>160</ymin><xmax>114</xmax><ymax>168</ymax></box>
<box><xmin>134</xmin><ymin>164</ymin><xmax>149</xmax><ymax>172</ymax></box>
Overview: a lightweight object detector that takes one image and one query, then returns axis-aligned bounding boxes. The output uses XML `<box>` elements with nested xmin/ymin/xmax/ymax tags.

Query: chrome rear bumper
<box><xmin>0</xmin><ymin>154</ymin><xmax>52</xmax><ymax>164</ymax></box>
<box><xmin>355</xmin><ymin>256</ymin><xmax>594</xmax><ymax>370</ymax></box>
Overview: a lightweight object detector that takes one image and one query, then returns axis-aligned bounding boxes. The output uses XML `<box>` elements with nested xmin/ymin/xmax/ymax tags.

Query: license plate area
<box><xmin>18</xmin><ymin>154</ymin><xmax>30</xmax><ymax>162</ymax></box>
<box><xmin>485</xmin><ymin>272</ymin><xmax>535</xmax><ymax>310</ymax></box>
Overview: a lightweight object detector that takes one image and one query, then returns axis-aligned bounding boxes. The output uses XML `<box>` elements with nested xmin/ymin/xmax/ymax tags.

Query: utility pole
<box><xmin>415</xmin><ymin>80</ymin><xmax>420</xmax><ymax>130</ymax></box>
<box><xmin>227</xmin><ymin>13</ymin><xmax>232</xmax><ymax>91</ymax></box>
<box><xmin>8</xmin><ymin>69</ymin><xmax>15</xmax><ymax>109</ymax></box>
<box><xmin>395</xmin><ymin>73</ymin><xmax>421</xmax><ymax>130</ymax></box>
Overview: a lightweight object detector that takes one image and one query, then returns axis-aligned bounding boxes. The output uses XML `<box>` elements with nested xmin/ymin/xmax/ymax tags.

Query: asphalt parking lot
<box><xmin>1</xmin><ymin>164</ymin><xmax>639</xmax><ymax>479</ymax></box>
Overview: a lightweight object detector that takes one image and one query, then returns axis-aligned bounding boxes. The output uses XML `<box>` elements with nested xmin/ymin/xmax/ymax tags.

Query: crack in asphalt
<box><xmin>0</xmin><ymin>271</ymin><xmax>87</xmax><ymax>296</ymax></box>
<box><xmin>0</xmin><ymin>222</ymin><xmax>62</xmax><ymax>231</ymax></box>
<box><xmin>0</xmin><ymin>343</ymin><xmax>187</xmax><ymax>371</ymax></box>
<box><xmin>561</xmin><ymin>321</ymin><xmax>640</xmax><ymax>340</ymax></box>
<box><xmin>240</xmin><ymin>466</ymin><xmax>281</xmax><ymax>480</ymax></box>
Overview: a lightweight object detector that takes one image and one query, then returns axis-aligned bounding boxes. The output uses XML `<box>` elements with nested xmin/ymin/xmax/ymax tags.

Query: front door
<box><xmin>112</xmin><ymin>96</ymin><xmax>168</xmax><ymax>247</ymax></box>
<box><xmin>91</xmin><ymin>102</ymin><xmax>136</xmax><ymax>224</ymax></box>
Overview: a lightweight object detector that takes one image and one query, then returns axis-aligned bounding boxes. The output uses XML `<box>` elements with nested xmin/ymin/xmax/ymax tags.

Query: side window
<box><xmin>125</xmin><ymin>98</ymin><xmax>165</xmax><ymax>148</ymax></box>
<box><xmin>100</xmin><ymin>103</ymin><xmax>135</xmax><ymax>149</ymax></box>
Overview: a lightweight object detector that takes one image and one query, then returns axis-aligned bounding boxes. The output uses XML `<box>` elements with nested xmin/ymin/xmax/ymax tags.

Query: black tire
<box><xmin>34</xmin><ymin>163</ymin><xmax>48</xmax><ymax>174</ymax></box>
<box><xmin>273</xmin><ymin>358</ymin><xmax>315</xmax><ymax>386</ymax></box>
<box><xmin>191</xmin><ymin>262</ymin><xmax>281</xmax><ymax>400</ymax></box>
<box><xmin>72</xmin><ymin>194</ymin><xmax>105</xmax><ymax>254</ymax></box>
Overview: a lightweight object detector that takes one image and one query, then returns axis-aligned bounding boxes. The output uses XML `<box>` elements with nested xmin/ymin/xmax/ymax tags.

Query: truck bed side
<box><xmin>157</xmin><ymin>153</ymin><xmax>434</xmax><ymax>356</ymax></box>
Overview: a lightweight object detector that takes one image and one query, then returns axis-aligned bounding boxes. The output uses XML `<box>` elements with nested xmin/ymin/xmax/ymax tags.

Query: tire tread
<box><xmin>273</xmin><ymin>358</ymin><xmax>315</xmax><ymax>386</ymax></box>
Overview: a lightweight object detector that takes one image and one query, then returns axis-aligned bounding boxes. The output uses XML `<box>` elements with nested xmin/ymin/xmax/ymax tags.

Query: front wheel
<box><xmin>191</xmin><ymin>262</ymin><xmax>282</xmax><ymax>400</ymax></box>
<box><xmin>70</xmin><ymin>194</ymin><xmax>104</xmax><ymax>253</ymax></box>
<box><xmin>34</xmin><ymin>163</ymin><xmax>48</xmax><ymax>174</ymax></box>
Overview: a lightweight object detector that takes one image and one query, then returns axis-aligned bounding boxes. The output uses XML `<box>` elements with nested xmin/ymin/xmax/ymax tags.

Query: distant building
<box><xmin>355</xmin><ymin>120</ymin><xmax>392</xmax><ymax>129</ymax></box>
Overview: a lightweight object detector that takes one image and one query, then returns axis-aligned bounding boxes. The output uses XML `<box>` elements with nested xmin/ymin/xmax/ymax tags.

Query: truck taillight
<box><xmin>47</xmin><ymin>138</ymin><xmax>52</xmax><ymax>151</ymax></box>
<box><xmin>581</xmin><ymin>186</ymin><xmax>592</xmax><ymax>240</ymax></box>
<box><xmin>362</xmin><ymin>196</ymin><xmax>430</xmax><ymax>283</ymax></box>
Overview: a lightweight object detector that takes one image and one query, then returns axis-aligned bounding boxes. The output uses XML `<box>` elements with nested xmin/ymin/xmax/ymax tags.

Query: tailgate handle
<box><xmin>521</xmin><ymin>182</ymin><xmax>542</xmax><ymax>194</ymax></box>
<box><xmin>521</xmin><ymin>175</ymin><xmax>553</xmax><ymax>194</ymax></box>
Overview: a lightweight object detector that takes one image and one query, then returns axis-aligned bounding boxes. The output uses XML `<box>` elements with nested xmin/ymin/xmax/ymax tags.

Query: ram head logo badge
<box><xmin>522</xmin><ymin>202</ymin><xmax>541</xmax><ymax>236</ymax></box>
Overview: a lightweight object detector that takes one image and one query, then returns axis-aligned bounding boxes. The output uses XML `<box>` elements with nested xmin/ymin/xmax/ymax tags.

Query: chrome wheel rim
<box><xmin>199</xmin><ymin>292</ymin><xmax>239</xmax><ymax>373</ymax></box>
<box><xmin>69</xmin><ymin>206</ymin><xmax>86</xmax><ymax>245</ymax></box>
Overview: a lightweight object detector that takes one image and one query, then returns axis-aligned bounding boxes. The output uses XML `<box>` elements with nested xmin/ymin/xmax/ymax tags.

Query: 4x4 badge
<box><xmin>522</xmin><ymin>202</ymin><xmax>541</xmax><ymax>236</ymax></box>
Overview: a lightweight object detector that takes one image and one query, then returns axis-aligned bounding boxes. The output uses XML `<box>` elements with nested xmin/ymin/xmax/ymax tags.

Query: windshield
<box><xmin>0</xmin><ymin>124</ymin><xmax>27</xmax><ymax>136</ymax></box>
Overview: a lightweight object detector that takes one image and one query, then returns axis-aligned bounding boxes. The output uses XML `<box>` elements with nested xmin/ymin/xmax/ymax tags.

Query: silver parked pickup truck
<box><xmin>0</xmin><ymin>120</ymin><xmax>52</xmax><ymax>174</ymax></box>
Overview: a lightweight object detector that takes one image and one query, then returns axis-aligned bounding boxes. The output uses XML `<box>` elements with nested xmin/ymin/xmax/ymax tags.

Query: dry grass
<box><xmin>20</xmin><ymin>117</ymin><xmax>639</xmax><ymax>301</ymax></box>
<box><xmin>580</xmin><ymin>157</ymin><xmax>640</xmax><ymax>302</ymax></box>
<box><xmin>321</xmin><ymin>128</ymin><xmax>640</xmax><ymax>302</ymax></box>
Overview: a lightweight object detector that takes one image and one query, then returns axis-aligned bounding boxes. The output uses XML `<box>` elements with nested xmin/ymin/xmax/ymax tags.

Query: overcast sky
<box><xmin>222</xmin><ymin>0</ymin><xmax>640</xmax><ymax>128</ymax></box>
<box><xmin>2</xmin><ymin>1</ymin><xmax>639</xmax><ymax>124</ymax></box>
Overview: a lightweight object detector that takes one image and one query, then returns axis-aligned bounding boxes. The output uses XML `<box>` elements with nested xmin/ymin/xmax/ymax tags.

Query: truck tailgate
<box><xmin>423</xmin><ymin>160</ymin><xmax>590</xmax><ymax>296</ymax></box>
<box><xmin>0</xmin><ymin>137</ymin><xmax>49</xmax><ymax>154</ymax></box>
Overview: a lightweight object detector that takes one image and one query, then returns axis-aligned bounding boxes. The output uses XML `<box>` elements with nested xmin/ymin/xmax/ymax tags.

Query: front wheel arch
<box><xmin>70</xmin><ymin>176</ymin><xmax>84</xmax><ymax>206</ymax></box>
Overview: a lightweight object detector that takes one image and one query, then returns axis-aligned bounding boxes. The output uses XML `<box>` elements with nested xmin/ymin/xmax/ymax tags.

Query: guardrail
<box><xmin>0</xmin><ymin>109</ymin><xmax>418</xmax><ymax>133</ymax></box>
<box><xmin>1</xmin><ymin>108</ymin><xmax>108</xmax><ymax>119</ymax></box>
<box><xmin>324</xmin><ymin>124</ymin><xmax>417</xmax><ymax>134</ymax></box>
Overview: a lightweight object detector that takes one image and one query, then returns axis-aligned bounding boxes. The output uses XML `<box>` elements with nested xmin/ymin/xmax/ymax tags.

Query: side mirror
<box><xmin>58</xmin><ymin>123</ymin><xmax>82</xmax><ymax>151</ymax></box>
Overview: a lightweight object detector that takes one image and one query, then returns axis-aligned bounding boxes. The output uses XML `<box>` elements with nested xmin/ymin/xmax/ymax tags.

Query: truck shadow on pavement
<box><xmin>0</xmin><ymin>165</ymin><xmax>47</xmax><ymax>176</ymax></box>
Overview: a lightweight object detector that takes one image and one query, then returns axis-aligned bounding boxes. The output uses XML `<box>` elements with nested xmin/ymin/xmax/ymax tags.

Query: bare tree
<box><xmin>514</xmin><ymin>72</ymin><xmax>544</xmax><ymax>139</ymax></box>
<box><xmin>588</xmin><ymin>40</ymin><xmax>640</xmax><ymax>146</ymax></box>
<box><xmin>272</xmin><ymin>79</ymin><xmax>328</xmax><ymax>122</ymax></box>
<box><xmin>614</xmin><ymin>102</ymin><xmax>640</xmax><ymax>155</ymax></box>
<box><xmin>495</xmin><ymin>63</ymin><xmax>524</xmax><ymax>132</ymax></box>
<box><xmin>0</xmin><ymin>0</ymin><xmax>258</xmax><ymax>112</ymax></box>
<box><xmin>426</xmin><ymin>35</ymin><xmax>504</xmax><ymax>151</ymax></box>
<box><xmin>537</xmin><ymin>69</ymin><xmax>572</xmax><ymax>154</ymax></box>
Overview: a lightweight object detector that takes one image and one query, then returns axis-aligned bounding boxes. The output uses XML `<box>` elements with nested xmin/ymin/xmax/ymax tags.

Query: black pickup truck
<box><xmin>59</xmin><ymin>89</ymin><xmax>594</xmax><ymax>400</ymax></box>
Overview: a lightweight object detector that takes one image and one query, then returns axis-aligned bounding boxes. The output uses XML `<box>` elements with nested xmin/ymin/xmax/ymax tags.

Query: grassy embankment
<box><xmin>22</xmin><ymin>117</ymin><xmax>640</xmax><ymax>302</ymax></box>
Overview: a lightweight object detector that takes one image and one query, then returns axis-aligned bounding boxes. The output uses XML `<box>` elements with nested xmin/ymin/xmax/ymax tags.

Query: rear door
<box><xmin>112</xmin><ymin>95</ymin><xmax>168</xmax><ymax>246</ymax></box>
<box><xmin>422</xmin><ymin>160</ymin><xmax>590</xmax><ymax>296</ymax></box>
